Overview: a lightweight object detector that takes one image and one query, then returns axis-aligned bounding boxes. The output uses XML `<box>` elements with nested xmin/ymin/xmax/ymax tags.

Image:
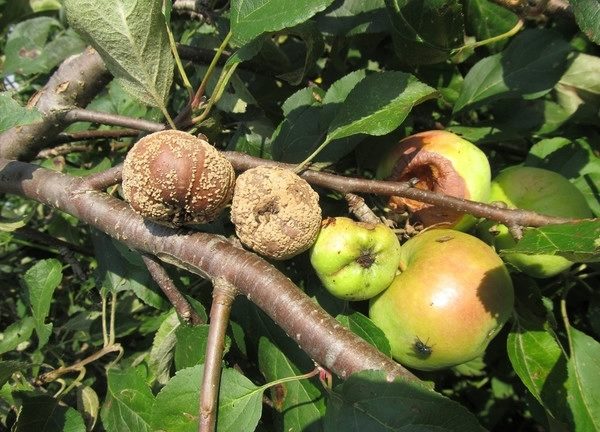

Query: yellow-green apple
<box><xmin>478</xmin><ymin>166</ymin><xmax>593</xmax><ymax>278</ymax></box>
<box><xmin>310</xmin><ymin>217</ymin><xmax>402</xmax><ymax>301</ymax></box>
<box><xmin>369</xmin><ymin>229</ymin><xmax>514</xmax><ymax>371</ymax></box>
<box><xmin>377</xmin><ymin>130</ymin><xmax>491</xmax><ymax>231</ymax></box>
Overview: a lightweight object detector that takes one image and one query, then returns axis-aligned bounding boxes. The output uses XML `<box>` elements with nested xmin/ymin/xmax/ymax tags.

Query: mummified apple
<box><xmin>310</xmin><ymin>217</ymin><xmax>402</xmax><ymax>301</ymax></box>
<box><xmin>377</xmin><ymin>130</ymin><xmax>491</xmax><ymax>231</ymax></box>
<box><xmin>369</xmin><ymin>229</ymin><xmax>514</xmax><ymax>371</ymax></box>
<box><xmin>478</xmin><ymin>165</ymin><xmax>593</xmax><ymax>278</ymax></box>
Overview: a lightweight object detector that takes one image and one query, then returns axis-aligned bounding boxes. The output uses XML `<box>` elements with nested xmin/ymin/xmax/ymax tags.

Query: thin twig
<box><xmin>37</xmin><ymin>143</ymin><xmax>95</xmax><ymax>159</ymax></box>
<box><xmin>344</xmin><ymin>193</ymin><xmax>380</xmax><ymax>224</ymax></box>
<box><xmin>13</xmin><ymin>226</ymin><xmax>92</xmax><ymax>256</ymax></box>
<box><xmin>142</xmin><ymin>254</ymin><xmax>203</xmax><ymax>325</ymax></box>
<box><xmin>78</xmin><ymin>165</ymin><xmax>126</xmax><ymax>191</ymax></box>
<box><xmin>200</xmin><ymin>278</ymin><xmax>237</xmax><ymax>432</ymax></box>
<box><xmin>64</xmin><ymin>108</ymin><xmax>166</xmax><ymax>132</ymax></box>
<box><xmin>53</xmin><ymin>129</ymin><xmax>141</xmax><ymax>144</ymax></box>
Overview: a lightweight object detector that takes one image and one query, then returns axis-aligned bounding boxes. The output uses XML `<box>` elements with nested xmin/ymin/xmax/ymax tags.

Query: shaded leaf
<box><xmin>0</xmin><ymin>361</ymin><xmax>30</xmax><ymax>387</ymax></box>
<box><xmin>453</xmin><ymin>29</ymin><xmax>571</xmax><ymax>113</ymax></box>
<box><xmin>230</xmin><ymin>0</ymin><xmax>335</xmax><ymax>45</ymax></box>
<box><xmin>464</xmin><ymin>0</ymin><xmax>519</xmax><ymax>53</ymax></box>
<box><xmin>507</xmin><ymin>310</ymin><xmax>568</xmax><ymax>421</ymax></box>
<box><xmin>276</xmin><ymin>21</ymin><xmax>325</xmax><ymax>86</ymax></box>
<box><xmin>324</xmin><ymin>370</ymin><xmax>485</xmax><ymax>431</ymax></box>
<box><xmin>148</xmin><ymin>310</ymin><xmax>179</xmax><ymax>385</ymax></box>
<box><xmin>100</xmin><ymin>367</ymin><xmax>154</xmax><ymax>432</ymax></box>
<box><xmin>385</xmin><ymin>0</ymin><xmax>465</xmax><ymax>65</ymax></box>
<box><xmin>0</xmin><ymin>93</ymin><xmax>42</xmax><ymax>134</ymax></box>
<box><xmin>2</xmin><ymin>17</ymin><xmax>86</xmax><ymax>76</ymax></box>
<box><xmin>174</xmin><ymin>324</ymin><xmax>229</xmax><ymax>370</ymax></box>
<box><xmin>507</xmin><ymin>220</ymin><xmax>600</xmax><ymax>263</ymax></box>
<box><xmin>14</xmin><ymin>392</ymin><xmax>85</xmax><ymax>432</ymax></box>
<box><xmin>316</xmin><ymin>0</ymin><xmax>388</xmax><ymax>36</ymax></box>
<box><xmin>22</xmin><ymin>259</ymin><xmax>62</xmax><ymax>349</ymax></box>
<box><xmin>571</xmin><ymin>0</ymin><xmax>600</xmax><ymax>45</ymax></box>
<box><xmin>258</xmin><ymin>318</ymin><xmax>325</xmax><ymax>432</ymax></box>
<box><xmin>326</xmin><ymin>71</ymin><xmax>437</xmax><ymax>141</ymax></box>
<box><xmin>0</xmin><ymin>317</ymin><xmax>35</xmax><ymax>355</ymax></box>
<box><xmin>152</xmin><ymin>365</ymin><xmax>263</xmax><ymax>432</ymax></box>
<box><xmin>64</xmin><ymin>0</ymin><xmax>174</xmax><ymax>110</ymax></box>
<box><xmin>566</xmin><ymin>326</ymin><xmax>600</xmax><ymax>431</ymax></box>
<box><xmin>525</xmin><ymin>137</ymin><xmax>600</xmax><ymax>216</ymax></box>
<box><xmin>336</xmin><ymin>311</ymin><xmax>391</xmax><ymax>357</ymax></box>
<box><xmin>77</xmin><ymin>386</ymin><xmax>100</xmax><ymax>431</ymax></box>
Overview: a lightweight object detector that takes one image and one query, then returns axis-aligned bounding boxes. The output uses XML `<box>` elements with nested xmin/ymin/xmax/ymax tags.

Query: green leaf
<box><xmin>326</xmin><ymin>71</ymin><xmax>437</xmax><ymax>141</ymax></box>
<box><xmin>0</xmin><ymin>93</ymin><xmax>42</xmax><ymax>134</ymax></box>
<box><xmin>14</xmin><ymin>392</ymin><xmax>86</xmax><ymax>432</ymax></box>
<box><xmin>2</xmin><ymin>17</ymin><xmax>86</xmax><ymax>77</ymax></box>
<box><xmin>0</xmin><ymin>361</ymin><xmax>30</xmax><ymax>387</ymax></box>
<box><xmin>100</xmin><ymin>367</ymin><xmax>155</xmax><ymax>432</ymax></box>
<box><xmin>566</xmin><ymin>326</ymin><xmax>600</xmax><ymax>431</ymax></box>
<box><xmin>0</xmin><ymin>317</ymin><xmax>35</xmax><ymax>355</ymax></box>
<box><xmin>453</xmin><ymin>29</ymin><xmax>572</xmax><ymax>113</ymax></box>
<box><xmin>92</xmin><ymin>231</ymin><xmax>168</xmax><ymax>309</ymax></box>
<box><xmin>555</xmin><ymin>52</ymin><xmax>600</xmax><ymax>125</ymax></box>
<box><xmin>276</xmin><ymin>21</ymin><xmax>324</xmax><ymax>86</ymax></box>
<box><xmin>230</xmin><ymin>0</ymin><xmax>335</xmax><ymax>45</ymax></box>
<box><xmin>324</xmin><ymin>370</ymin><xmax>486</xmax><ymax>431</ymax></box>
<box><xmin>152</xmin><ymin>365</ymin><xmax>263</xmax><ymax>432</ymax></box>
<box><xmin>64</xmin><ymin>0</ymin><xmax>175</xmax><ymax>111</ymax></box>
<box><xmin>147</xmin><ymin>310</ymin><xmax>179</xmax><ymax>385</ymax></box>
<box><xmin>464</xmin><ymin>0</ymin><xmax>519</xmax><ymax>53</ymax></box>
<box><xmin>570</xmin><ymin>0</ymin><xmax>600</xmax><ymax>45</ymax></box>
<box><xmin>525</xmin><ymin>137</ymin><xmax>600</xmax><ymax>216</ymax></box>
<box><xmin>258</xmin><ymin>326</ymin><xmax>325</xmax><ymax>432</ymax></box>
<box><xmin>385</xmin><ymin>0</ymin><xmax>465</xmax><ymax>65</ymax></box>
<box><xmin>315</xmin><ymin>0</ymin><xmax>388</xmax><ymax>36</ymax></box>
<box><xmin>77</xmin><ymin>386</ymin><xmax>100</xmax><ymax>431</ymax></box>
<box><xmin>507</xmin><ymin>220</ymin><xmax>600</xmax><ymax>263</ymax></box>
<box><xmin>22</xmin><ymin>259</ymin><xmax>62</xmax><ymax>349</ymax></box>
<box><xmin>174</xmin><ymin>324</ymin><xmax>228</xmax><ymax>371</ymax></box>
<box><xmin>336</xmin><ymin>311</ymin><xmax>391</xmax><ymax>357</ymax></box>
<box><xmin>507</xmin><ymin>311</ymin><xmax>568</xmax><ymax>420</ymax></box>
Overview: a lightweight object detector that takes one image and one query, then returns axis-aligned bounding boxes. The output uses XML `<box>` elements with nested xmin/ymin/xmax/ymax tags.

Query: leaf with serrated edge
<box><xmin>327</xmin><ymin>71</ymin><xmax>437</xmax><ymax>142</ymax></box>
<box><xmin>230</xmin><ymin>0</ymin><xmax>335</xmax><ymax>44</ymax></box>
<box><xmin>148</xmin><ymin>310</ymin><xmax>179</xmax><ymax>385</ymax></box>
<box><xmin>570</xmin><ymin>0</ymin><xmax>600</xmax><ymax>45</ymax></box>
<box><xmin>64</xmin><ymin>0</ymin><xmax>174</xmax><ymax>110</ymax></box>
<box><xmin>566</xmin><ymin>326</ymin><xmax>600</xmax><ymax>431</ymax></box>
<box><xmin>0</xmin><ymin>92</ymin><xmax>42</xmax><ymax>133</ymax></box>
<box><xmin>22</xmin><ymin>259</ymin><xmax>62</xmax><ymax>349</ymax></box>
<box><xmin>506</xmin><ymin>221</ymin><xmax>600</xmax><ymax>263</ymax></box>
<box><xmin>152</xmin><ymin>365</ymin><xmax>263</xmax><ymax>432</ymax></box>
<box><xmin>453</xmin><ymin>29</ymin><xmax>571</xmax><ymax>113</ymax></box>
<box><xmin>100</xmin><ymin>367</ymin><xmax>154</xmax><ymax>432</ymax></box>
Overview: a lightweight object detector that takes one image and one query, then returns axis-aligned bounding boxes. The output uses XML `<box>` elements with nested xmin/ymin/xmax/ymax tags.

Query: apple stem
<box><xmin>345</xmin><ymin>193</ymin><xmax>380</xmax><ymax>224</ymax></box>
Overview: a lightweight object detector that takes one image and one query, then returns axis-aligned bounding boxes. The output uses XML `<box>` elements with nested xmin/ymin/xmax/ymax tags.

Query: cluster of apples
<box><xmin>310</xmin><ymin>130</ymin><xmax>592</xmax><ymax>371</ymax></box>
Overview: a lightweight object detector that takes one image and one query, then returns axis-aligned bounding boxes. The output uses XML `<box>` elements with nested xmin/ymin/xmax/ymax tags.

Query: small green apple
<box><xmin>377</xmin><ymin>130</ymin><xmax>491</xmax><ymax>231</ymax></box>
<box><xmin>309</xmin><ymin>217</ymin><xmax>402</xmax><ymax>301</ymax></box>
<box><xmin>478</xmin><ymin>166</ymin><xmax>593</xmax><ymax>278</ymax></box>
<box><xmin>369</xmin><ymin>229</ymin><xmax>514</xmax><ymax>371</ymax></box>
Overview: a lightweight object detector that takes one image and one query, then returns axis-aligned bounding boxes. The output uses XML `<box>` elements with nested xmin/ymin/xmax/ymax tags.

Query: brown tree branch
<box><xmin>52</xmin><ymin>128</ymin><xmax>141</xmax><ymax>144</ymax></box>
<box><xmin>0</xmin><ymin>48</ymin><xmax>111</xmax><ymax>161</ymax></box>
<box><xmin>345</xmin><ymin>193</ymin><xmax>381</xmax><ymax>224</ymax></box>
<box><xmin>142</xmin><ymin>254</ymin><xmax>204</xmax><ymax>325</ymax></box>
<box><xmin>64</xmin><ymin>109</ymin><xmax>166</xmax><ymax>132</ymax></box>
<box><xmin>200</xmin><ymin>278</ymin><xmax>237</xmax><ymax>432</ymax></box>
<box><xmin>0</xmin><ymin>158</ymin><xmax>417</xmax><ymax>382</ymax></box>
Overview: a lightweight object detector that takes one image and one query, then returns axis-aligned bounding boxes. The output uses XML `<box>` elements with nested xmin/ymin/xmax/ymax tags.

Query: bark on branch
<box><xmin>0</xmin><ymin>158</ymin><xmax>416</xmax><ymax>382</ymax></box>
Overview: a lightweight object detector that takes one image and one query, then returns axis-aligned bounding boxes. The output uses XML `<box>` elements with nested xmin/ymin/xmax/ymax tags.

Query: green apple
<box><xmin>478</xmin><ymin>166</ymin><xmax>593</xmax><ymax>278</ymax></box>
<box><xmin>369</xmin><ymin>229</ymin><xmax>514</xmax><ymax>371</ymax></box>
<box><xmin>377</xmin><ymin>130</ymin><xmax>491</xmax><ymax>231</ymax></box>
<box><xmin>309</xmin><ymin>217</ymin><xmax>402</xmax><ymax>301</ymax></box>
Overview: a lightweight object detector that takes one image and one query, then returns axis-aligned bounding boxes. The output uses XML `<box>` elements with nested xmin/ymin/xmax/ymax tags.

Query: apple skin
<box><xmin>309</xmin><ymin>217</ymin><xmax>402</xmax><ymax>301</ymax></box>
<box><xmin>478</xmin><ymin>166</ymin><xmax>593</xmax><ymax>278</ymax></box>
<box><xmin>377</xmin><ymin>130</ymin><xmax>491</xmax><ymax>231</ymax></box>
<box><xmin>369</xmin><ymin>229</ymin><xmax>514</xmax><ymax>371</ymax></box>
